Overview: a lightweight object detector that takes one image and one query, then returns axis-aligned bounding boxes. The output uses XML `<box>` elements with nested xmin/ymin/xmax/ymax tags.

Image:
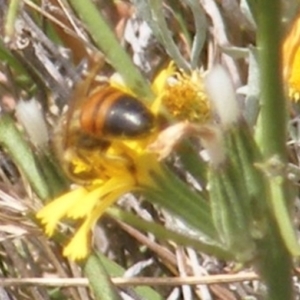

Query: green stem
<box><xmin>258</xmin><ymin>0</ymin><xmax>286</xmax><ymax>159</ymax></box>
<box><xmin>256</xmin><ymin>218</ymin><xmax>293</xmax><ymax>300</ymax></box>
<box><xmin>4</xmin><ymin>0</ymin><xmax>20</xmax><ymax>40</ymax></box>
<box><xmin>257</xmin><ymin>1</ymin><xmax>293</xmax><ymax>299</ymax></box>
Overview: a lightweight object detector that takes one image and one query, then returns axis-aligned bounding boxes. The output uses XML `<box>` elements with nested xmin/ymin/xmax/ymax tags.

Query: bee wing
<box><xmin>63</xmin><ymin>57</ymin><xmax>105</xmax><ymax>149</ymax></box>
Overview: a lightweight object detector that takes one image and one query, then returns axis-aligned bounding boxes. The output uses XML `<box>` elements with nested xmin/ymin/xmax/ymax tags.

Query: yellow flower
<box><xmin>160</xmin><ymin>69</ymin><xmax>211</xmax><ymax>123</ymax></box>
<box><xmin>37</xmin><ymin>62</ymin><xmax>211</xmax><ymax>260</ymax></box>
<box><xmin>283</xmin><ymin>13</ymin><xmax>300</xmax><ymax>102</ymax></box>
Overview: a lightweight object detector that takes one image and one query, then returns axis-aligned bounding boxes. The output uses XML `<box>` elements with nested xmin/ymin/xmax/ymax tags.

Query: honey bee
<box><xmin>54</xmin><ymin>63</ymin><xmax>156</xmax><ymax>183</ymax></box>
<box><xmin>79</xmin><ymin>86</ymin><xmax>155</xmax><ymax>140</ymax></box>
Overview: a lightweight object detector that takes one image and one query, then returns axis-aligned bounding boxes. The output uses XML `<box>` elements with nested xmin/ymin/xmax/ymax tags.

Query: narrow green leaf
<box><xmin>0</xmin><ymin>39</ymin><xmax>31</xmax><ymax>77</ymax></box>
<box><xmin>67</xmin><ymin>0</ymin><xmax>153</xmax><ymax>102</ymax></box>
<box><xmin>185</xmin><ymin>0</ymin><xmax>207</xmax><ymax>68</ymax></box>
<box><xmin>133</xmin><ymin>0</ymin><xmax>190</xmax><ymax>71</ymax></box>
<box><xmin>84</xmin><ymin>254</ymin><xmax>122</xmax><ymax>300</ymax></box>
<box><xmin>35</xmin><ymin>151</ymin><xmax>69</xmax><ymax>198</ymax></box>
<box><xmin>96</xmin><ymin>251</ymin><xmax>164</xmax><ymax>300</ymax></box>
<box><xmin>227</xmin><ymin>125</ymin><xmax>268</xmax><ymax>238</ymax></box>
<box><xmin>147</xmin><ymin>165</ymin><xmax>218</xmax><ymax>240</ymax></box>
<box><xmin>177</xmin><ymin>141</ymin><xmax>207</xmax><ymax>186</ymax></box>
<box><xmin>209</xmin><ymin>166</ymin><xmax>256</xmax><ymax>262</ymax></box>
<box><xmin>107</xmin><ymin>207</ymin><xmax>233</xmax><ymax>261</ymax></box>
<box><xmin>0</xmin><ymin>114</ymin><xmax>50</xmax><ymax>200</ymax></box>
<box><xmin>4</xmin><ymin>0</ymin><xmax>20</xmax><ymax>41</ymax></box>
<box><xmin>269</xmin><ymin>173</ymin><xmax>300</xmax><ymax>256</ymax></box>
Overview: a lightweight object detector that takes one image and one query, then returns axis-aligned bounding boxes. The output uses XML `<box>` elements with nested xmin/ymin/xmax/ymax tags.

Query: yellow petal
<box><xmin>151</xmin><ymin>61</ymin><xmax>175</xmax><ymax>95</ymax></box>
<box><xmin>66</xmin><ymin>186</ymin><xmax>103</xmax><ymax>219</ymax></box>
<box><xmin>37</xmin><ymin>187</ymin><xmax>88</xmax><ymax>236</ymax></box>
<box><xmin>63</xmin><ymin>190</ymin><xmax>126</xmax><ymax>260</ymax></box>
<box><xmin>287</xmin><ymin>48</ymin><xmax>300</xmax><ymax>101</ymax></box>
<box><xmin>95</xmin><ymin>187</ymin><xmax>131</xmax><ymax>213</ymax></box>
<box><xmin>134</xmin><ymin>153</ymin><xmax>162</xmax><ymax>187</ymax></box>
<box><xmin>283</xmin><ymin>13</ymin><xmax>300</xmax><ymax>101</ymax></box>
<box><xmin>66</xmin><ymin>173</ymin><xmax>134</xmax><ymax>218</ymax></box>
<box><xmin>63</xmin><ymin>217</ymin><xmax>92</xmax><ymax>260</ymax></box>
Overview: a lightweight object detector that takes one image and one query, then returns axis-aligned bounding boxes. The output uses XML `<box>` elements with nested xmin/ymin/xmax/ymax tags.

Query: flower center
<box><xmin>162</xmin><ymin>72</ymin><xmax>211</xmax><ymax>123</ymax></box>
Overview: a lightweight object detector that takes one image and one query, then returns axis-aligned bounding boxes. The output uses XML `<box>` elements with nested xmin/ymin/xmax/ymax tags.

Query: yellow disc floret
<box><xmin>162</xmin><ymin>70</ymin><xmax>211</xmax><ymax>123</ymax></box>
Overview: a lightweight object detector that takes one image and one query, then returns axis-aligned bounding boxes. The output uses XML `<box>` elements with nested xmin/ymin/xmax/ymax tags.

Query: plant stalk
<box><xmin>257</xmin><ymin>1</ymin><xmax>293</xmax><ymax>299</ymax></box>
<box><xmin>258</xmin><ymin>0</ymin><xmax>287</xmax><ymax>159</ymax></box>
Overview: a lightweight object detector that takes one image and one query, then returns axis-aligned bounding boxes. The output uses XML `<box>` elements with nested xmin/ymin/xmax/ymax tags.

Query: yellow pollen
<box><xmin>162</xmin><ymin>73</ymin><xmax>211</xmax><ymax>123</ymax></box>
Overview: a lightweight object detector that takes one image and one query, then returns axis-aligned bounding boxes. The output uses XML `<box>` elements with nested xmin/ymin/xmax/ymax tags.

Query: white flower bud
<box><xmin>205</xmin><ymin>65</ymin><xmax>240</xmax><ymax>126</ymax></box>
<box><xmin>15</xmin><ymin>98</ymin><xmax>49</xmax><ymax>148</ymax></box>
